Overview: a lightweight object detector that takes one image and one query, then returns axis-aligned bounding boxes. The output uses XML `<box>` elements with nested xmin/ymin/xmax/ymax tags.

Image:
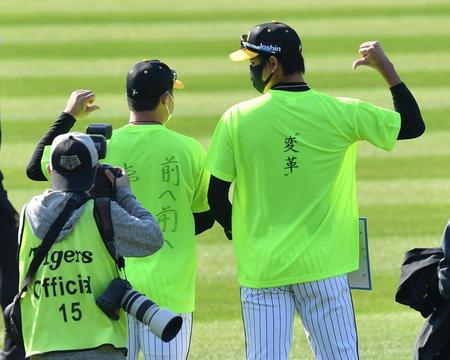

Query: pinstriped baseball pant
<box><xmin>240</xmin><ymin>275</ymin><xmax>359</xmax><ymax>360</ymax></box>
<box><xmin>126</xmin><ymin>313</ymin><xmax>193</xmax><ymax>360</ymax></box>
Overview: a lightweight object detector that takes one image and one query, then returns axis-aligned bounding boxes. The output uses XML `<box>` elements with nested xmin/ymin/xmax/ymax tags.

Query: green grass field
<box><xmin>1</xmin><ymin>0</ymin><xmax>450</xmax><ymax>358</ymax></box>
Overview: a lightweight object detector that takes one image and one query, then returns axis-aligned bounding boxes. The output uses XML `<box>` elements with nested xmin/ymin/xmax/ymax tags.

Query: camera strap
<box><xmin>94</xmin><ymin>197</ymin><xmax>125</xmax><ymax>270</ymax></box>
<box><xmin>19</xmin><ymin>192</ymin><xmax>90</xmax><ymax>296</ymax></box>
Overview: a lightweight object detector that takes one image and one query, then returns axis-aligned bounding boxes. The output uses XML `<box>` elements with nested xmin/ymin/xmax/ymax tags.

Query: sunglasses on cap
<box><xmin>140</xmin><ymin>58</ymin><xmax>185</xmax><ymax>91</ymax></box>
<box><xmin>239</xmin><ymin>34</ymin><xmax>279</xmax><ymax>54</ymax></box>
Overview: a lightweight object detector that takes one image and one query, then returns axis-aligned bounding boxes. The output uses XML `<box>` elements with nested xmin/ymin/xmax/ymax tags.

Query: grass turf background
<box><xmin>1</xmin><ymin>0</ymin><xmax>449</xmax><ymax>358</ymax></box>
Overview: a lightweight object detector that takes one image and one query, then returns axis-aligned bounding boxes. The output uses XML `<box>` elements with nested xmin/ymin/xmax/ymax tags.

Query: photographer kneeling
<box><xmin>15</xmin><ymin>131</ymin><xmax>163</xmax><ymax>359</ymax></box>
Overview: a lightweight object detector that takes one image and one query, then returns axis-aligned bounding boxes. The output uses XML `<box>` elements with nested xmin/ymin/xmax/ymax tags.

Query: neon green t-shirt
<box><xmin>19</xmin><ymin>200</ymin><xmax>127</xmax><ymax>357</ymax></box>
<box><xmin>104</xmin><ymin>125</ymin><xmax>209</xmax><ymax>313</ymax></box>
<box><xmin>205</xmin><ymin>89</ymin><xmax>400</xmax><ymax>288</ymax></box>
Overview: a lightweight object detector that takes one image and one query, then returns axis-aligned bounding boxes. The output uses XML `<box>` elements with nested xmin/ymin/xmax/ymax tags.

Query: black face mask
<box><xmin>249</xmin><ymin>60</ymin><xmax>274</xmax><ymax>94</ymax></box>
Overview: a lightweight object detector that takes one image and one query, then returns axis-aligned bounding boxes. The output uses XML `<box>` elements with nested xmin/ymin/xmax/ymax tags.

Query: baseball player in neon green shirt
<box><xmin>103</xmin><ymin>60</ymin><xmax>214</xmax><ymax>360</ymax></box>
<box><xmin>206</xmin><ymin>22</ymin><xmax>425</xmax><ymax>359</ymax></box>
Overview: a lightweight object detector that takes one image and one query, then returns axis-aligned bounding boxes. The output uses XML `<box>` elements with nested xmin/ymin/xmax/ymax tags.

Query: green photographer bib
<box><xmin>19</xmin><ymin>200</ymin><xmax>127</xmax><ymax>357</ymax></box>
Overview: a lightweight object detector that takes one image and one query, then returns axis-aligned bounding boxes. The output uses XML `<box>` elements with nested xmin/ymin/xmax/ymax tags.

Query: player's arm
<box><xmin>390</xmin><ymin>83</ymin><xmax>424</xmax><ymax>139</ymax></box>
<box><xmin>353</xmin><ymin>41</ymin><xmax>425</xmax><ymax>140</ymax></box>
<box><xmin>26</xmin><ymin>112</ymin><xmax>76</xmax><ymax>180</ymax></box>
<box><xmin>208</xmin><ymin>175</ymin><xmax>232</xmax><ymax>240</ymax></box>
<box><xmin>191</xmin><ymin>152</ymin><xmax>215</xmax><ymax>235</ymax></box>
<box><xmin>26</xmin><ymin>89</ymin><xmax>99</xmax><ymax>180</ymax></box>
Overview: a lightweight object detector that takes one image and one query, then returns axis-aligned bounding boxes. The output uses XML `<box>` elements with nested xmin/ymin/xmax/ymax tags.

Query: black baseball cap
<box><xmin>229</xmin><ymin>21</ymin><xmax>302</xmax><ymax>62</ymax></box>
<box><xmin>126</xmin><ymin>60</ymin><xmax>184</xmax><ymax>106</ymax></box>
<box><xmin>50</xmin><ymin>133</ymin><xmax>98</xmax><ymax>192</ymax></box>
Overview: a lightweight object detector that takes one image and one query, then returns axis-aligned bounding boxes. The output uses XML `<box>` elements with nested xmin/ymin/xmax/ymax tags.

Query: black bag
<box><xmin>3</xmin><ymin>294</ymin><xmax>24</xmax><ymax>346</ymax></box>
<box><xmin>3</xmin><ymin>193</ymin><xmax>89</xmax><ymax>346</ymax></box>
<box><xmin>395</xmin><ymin>248</ymin><xmax>442</xmax><ymax>318</ymax></box>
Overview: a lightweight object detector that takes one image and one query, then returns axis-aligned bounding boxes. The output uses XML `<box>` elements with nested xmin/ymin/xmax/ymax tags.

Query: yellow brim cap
<box><xmin>229</xmin><ymin>48</ymin><xmax>259</xmax><ymax>62</ymax></box>
<box><xmin>174</xmin><ymin>79</ymin><xmax>184</xmax><ymax>89</ymax></box>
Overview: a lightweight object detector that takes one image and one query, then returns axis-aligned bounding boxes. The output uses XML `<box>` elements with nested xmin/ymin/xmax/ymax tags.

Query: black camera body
<box><xmin>89</xmin><ymin>164</ymin><xmax>122</xmax><ymax>199</ymax></box>
<box><xmin>85</xmin><ymin>123</ymin><xmax>121</xmax><ymax>198</ymax></box>
<box><xmin>96</xmin><ymin>278</ymin><xmax>183</xmax><ymax>343</ymax></box>
<box><xmin>86</xmin><ymin>123</ymin><xmax>111</xmax><ymax>160</ymax></box>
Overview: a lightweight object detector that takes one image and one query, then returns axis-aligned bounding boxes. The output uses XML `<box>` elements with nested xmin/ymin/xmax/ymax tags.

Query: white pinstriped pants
<box><xmin>240</xmin><ymin>275</ymin><xmax>359</xmax><ymax>360</ymax></box>
<box><xmin>126</xmin><ymin>313</ymin><xmax>193</xmax><ymax>360</ymax></box>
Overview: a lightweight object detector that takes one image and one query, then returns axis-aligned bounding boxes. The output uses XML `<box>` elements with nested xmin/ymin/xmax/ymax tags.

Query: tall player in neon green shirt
<box><xmin>104</xmin><ymin>60</ymin><xmax>214</xmax><ymax>360</ymax></box>
<box><xmin>206</xmin><ymin>22</ymin><xmax>425</xmax><ymax>359</ymax></box>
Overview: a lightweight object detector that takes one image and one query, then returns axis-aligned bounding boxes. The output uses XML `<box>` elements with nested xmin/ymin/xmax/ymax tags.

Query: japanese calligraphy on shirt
<box><xmin>284</xmin><ymin>132</ymin><xmax>300</xmax><ymax>176</ymax></box>
<box><xmin>123</xmin><ymin>158</ymin><xmax>180</xmax><ymax>249</ymax></box>
<box><xmin>156</xmin><ymin>156</ymin><xmax>180</xmax><ymax>249</ymax></box>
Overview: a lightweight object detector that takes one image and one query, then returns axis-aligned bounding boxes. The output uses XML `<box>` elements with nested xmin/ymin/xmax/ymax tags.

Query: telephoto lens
<box><xmin>121</xmin><ymin>289</ymin><xmax>183</xmax><ymax>343</ymax></box>
<box><xmin>96</xmin><ymin>279</ymin><xmax>183</xmax><ymax>343</ymax></box>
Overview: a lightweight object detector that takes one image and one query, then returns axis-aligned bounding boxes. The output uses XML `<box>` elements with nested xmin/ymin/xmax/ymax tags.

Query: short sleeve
<box><xmin>191</xmin><ymin>148</ymin><xmax>210</xmax><ymax>213</ymax></box>
<box><xmin>205</xmin><ymin>112</ymin><xmax>236</xmax><ymax>182</ymax></box>
<box><xmin>354</xmin><ymin>100</ymin><xmax>401</xmax><ymax>151</ymax></box>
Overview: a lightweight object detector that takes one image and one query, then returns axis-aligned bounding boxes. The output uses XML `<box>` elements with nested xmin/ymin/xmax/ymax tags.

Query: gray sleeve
<box><xmin>110</xmin><ymin>187</ymin><xmax>163</xmax><ymax>257</ymax></box>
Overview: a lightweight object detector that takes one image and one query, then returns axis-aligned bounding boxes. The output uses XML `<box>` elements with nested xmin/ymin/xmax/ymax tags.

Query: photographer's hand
<box><xmin>105</xmin><ymin>167</ymin><xmax>131</xmax><ymax>189</ymax></box>
<box><xmin>64</xmin><ymin>89</ymin><xmax>100</xmax><ymax>119</ymax></box>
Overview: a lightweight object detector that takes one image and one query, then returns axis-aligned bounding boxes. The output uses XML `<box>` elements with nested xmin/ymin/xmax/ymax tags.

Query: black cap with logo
<box><xmin>50</xmin><ymin>133</ymin><xmax>99</xmax><ymax>192</ymax></box>
<box><xmin>126</xmin><ymin>60</ymin><xmax>184</xmax><ymax>108</ymax></box>
<box><xmin>229</xmin><ymin>21</ymin><xmax>302</xmax><ymax>62</ymax></box>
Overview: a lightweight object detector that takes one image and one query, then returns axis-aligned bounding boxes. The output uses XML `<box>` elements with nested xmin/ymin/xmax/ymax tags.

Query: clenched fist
<box><xmin>64</xmin><ymin>89</ymin><xmax>100</xmax><ymax>119</ymax></box>
<box><xmin>352</xmin><ymin>41</ymin><xmax>402</xmax><ymax>86</ymax></box>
